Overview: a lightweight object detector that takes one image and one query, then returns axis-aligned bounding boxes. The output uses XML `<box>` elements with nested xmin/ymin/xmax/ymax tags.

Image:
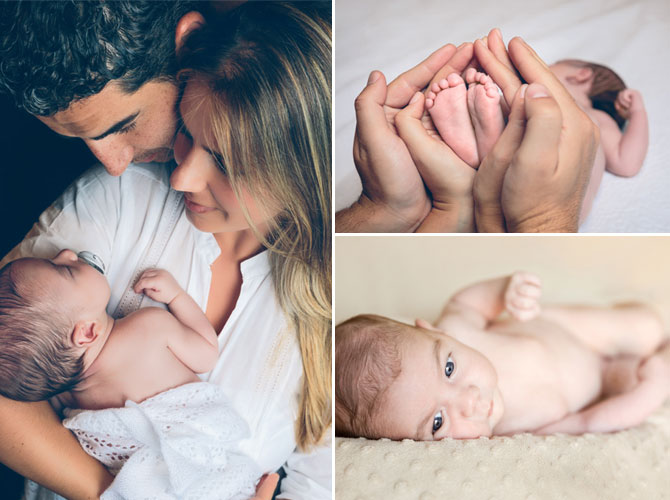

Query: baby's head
<box><xmin>0</xmin><ymin>249</ymin><xmax>110</xmax><ymax>401</ymax></box>
<box><xmin>550</xmin><ymin>59</ymin><xmax>627</xmax><ymax>130</ymax></box>
<box><xmin>336</xmin><ymin>314</ymin><xmax>504</xmax><ymax>441</ymax></box>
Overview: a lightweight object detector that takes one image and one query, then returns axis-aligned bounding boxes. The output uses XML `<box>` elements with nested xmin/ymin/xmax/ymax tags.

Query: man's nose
<box><xmin>85</xmin><ymin>138</ymin><xmax>134</xmax><ymax>176</ymax></box>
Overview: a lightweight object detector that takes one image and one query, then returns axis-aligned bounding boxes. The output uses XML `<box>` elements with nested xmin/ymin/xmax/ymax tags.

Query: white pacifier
<box><xmin>77</xmin><ymin>251</ymin><xmax>106</xmax><ymax>275</ymax></box>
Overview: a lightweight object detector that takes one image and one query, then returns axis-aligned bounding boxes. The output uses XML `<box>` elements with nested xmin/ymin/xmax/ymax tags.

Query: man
<box><xmin>0</xmin><ymin>1</ymin><xmax>205</xmax><ymax>176</ymax></box>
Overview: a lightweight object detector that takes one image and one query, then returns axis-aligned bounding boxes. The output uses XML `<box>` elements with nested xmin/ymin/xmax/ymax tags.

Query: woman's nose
<box><xmin>170</xmin><ymin>134</ymin><xmax>209</xmax><ymax>193</ymax></box>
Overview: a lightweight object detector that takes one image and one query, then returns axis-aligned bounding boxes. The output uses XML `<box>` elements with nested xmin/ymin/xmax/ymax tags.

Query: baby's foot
<box><xmin>464</xmin><ymin>68</ymin><xmax>505</xmax><ymax>162</ymax></box>
<box><xmin>426</xmin><ymin>73</ymin><xmax>479</xmax><ymax>168</ymax></box>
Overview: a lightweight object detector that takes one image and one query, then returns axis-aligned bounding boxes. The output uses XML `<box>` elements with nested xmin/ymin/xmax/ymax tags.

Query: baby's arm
<box><xmin>535</xmin><ymin>350</ymin><xmax>670</xmax><ymax>435</ymax></box>
<box><xmin>437</xmin><ymin>272</ymin><xmax>541</xmax><ymax>329</ymax></box>
<box><xmin>595</xmin><ymin>89</ymin><xmax>648</xmax><ymax>177</ymax></box>
<box><xmin>134</xmin><ymin>269</ymin><xmax>218</xmax><ymax>373</ymax></box>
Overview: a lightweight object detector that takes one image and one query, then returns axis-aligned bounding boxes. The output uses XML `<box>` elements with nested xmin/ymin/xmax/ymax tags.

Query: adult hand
<box><xmin>250</xmin><ymin>473</ymin><xmax>279</xmax><ymax>500</ymax></box>
<box><xmin>394</xmin><ymin>62</ymin><xmax>477</xmax><ymax>232</ymax></box>
<box><xmin>473</xmin><ymin>30</ymin><xmax>600</xmax><ymax>232</ymax></box>
<box><xmin>335</xmin><ymin>43</ymin><xmax>472</xmax><ymax>232</ymax></box>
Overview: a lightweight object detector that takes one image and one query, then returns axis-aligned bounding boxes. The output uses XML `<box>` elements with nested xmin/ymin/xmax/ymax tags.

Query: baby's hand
<box><xmin>615</xmin><ymin>89</ymin><xmax>644</xmax><ymax>120</ymax></box>
<box><xmin>504</xmin><ymin>272</ymin><xmax>542</xmax><ymax>322</ymax></box>
<box><xmin>134</xmin><ymin>268</ymin><xmax>183</xmax><ymax>305</ymax></box>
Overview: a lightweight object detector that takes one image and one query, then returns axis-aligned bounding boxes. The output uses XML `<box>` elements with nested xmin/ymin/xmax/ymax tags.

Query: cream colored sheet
<box><xmin>335</xmin><ymin>236</ymin><xmax>670</xmax><ymax>498</ymax></box>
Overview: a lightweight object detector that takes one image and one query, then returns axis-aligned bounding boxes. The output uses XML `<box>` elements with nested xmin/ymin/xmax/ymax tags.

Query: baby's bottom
<box><xmin>426</xmin><ymin>68</ymin><xmax>505</xmax><ymax>168</ymax></box>
<box><xmin>539</xmin><ymin>302</ymin><xmax>666</xmax><ymax>359</ymax></box>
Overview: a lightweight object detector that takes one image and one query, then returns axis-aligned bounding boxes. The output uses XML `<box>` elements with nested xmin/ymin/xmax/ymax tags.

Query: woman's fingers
<box><xmin>386</xmin><ymin>43</ymin><xmax>457</xmax><ymax>108</ymax></box>
<box><xmin>251</xmin><ymin>473</ymin><xmax>279</xmax><ymax>500</ymax></box>
<box><xmin>354</xmin><ymin>71</ymin><xmax>391</xmax><ymax>143</ymax></box>
<box><xmin>486</xmin><ymin>28</ymin><xmax>517</xmax><ymax>77</ymax></box>
<box><xmin>428</xmin><ymin>42</ymin><xmax>475</xmax><ymax>91</ymax></box>
<box><xmin>474</xmin><ymin>85</ymin><xmax>527</xmax><ymax>232</ymax></box>
<box><xmin>474</xmin><ymin>38</ymin><xmax>522</xmax><ymax>109</ymax></box>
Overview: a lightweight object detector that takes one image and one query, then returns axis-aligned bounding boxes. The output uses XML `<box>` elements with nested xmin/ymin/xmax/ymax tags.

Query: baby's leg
<box><xmin>463</xmin><ymin>68</ymin><xmax>505</xmax><ymax>162</ymax></box>
<box><xmin>540</xmin><ymin>303</ymin><xmax>666</xmax><ymax>357</ymax></box>
<box><xmin>426</xmin><ymin>73</ymin><xmax>479</xmax><ymax>168</ymax></box>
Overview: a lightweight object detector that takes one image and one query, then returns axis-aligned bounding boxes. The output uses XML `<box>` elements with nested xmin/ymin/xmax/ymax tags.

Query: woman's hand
<box><xmin>473</xmin><ymin>31</ymin><xmax>600</xmax><ymax>232</ymax></box>
<box><xmin>250</xmin><ymin>473</ymin><xmax>279</xmax><ymax>500</ymax></box>
<box><xmin>335</xmin><ymin>43</ymin><xmax>473</xmax><ymax>232</ymax></box>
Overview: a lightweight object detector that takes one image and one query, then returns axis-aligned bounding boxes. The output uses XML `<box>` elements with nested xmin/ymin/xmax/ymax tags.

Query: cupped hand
<box><xmin>338</xmin><ymin>43</ymin><xmax>472</xmax><ymax>232</ymax></box>
<box><xmin>473</xmin><ymin>31</ymin><xmax>600</xmax><ymax>232</ymax></box>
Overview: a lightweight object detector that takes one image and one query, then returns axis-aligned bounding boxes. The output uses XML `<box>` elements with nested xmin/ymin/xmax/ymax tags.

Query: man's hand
<box><xmin>336</xmin><ymin>43</ymin><xmax>473</xmax><ymax>232</ymax></box>
<box><xmin>473</xmin><ymin>31</ymin><xmax>600</xmax><ymax>233</ymax></box>
<box><xmin>133</xmin><ymin>268</ymin><xmax>182</xmax><ymax>305</ymax></box>
<box><xmin>504</xmin><ymin>272</ymin><xmax>542</xmax><ymax>322</ymax></box>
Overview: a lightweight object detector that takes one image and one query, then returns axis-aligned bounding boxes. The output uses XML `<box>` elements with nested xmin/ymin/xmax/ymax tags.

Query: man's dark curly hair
<box><xmin>0</xmin><ymin>0</ymin><xmax>203</xmax><ymax>116</ymax></box>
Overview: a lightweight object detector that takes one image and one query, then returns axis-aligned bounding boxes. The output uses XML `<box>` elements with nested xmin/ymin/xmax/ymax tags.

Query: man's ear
<box><xmin>71</xmin><ymin>321</ymin><xmax>99</xmax><ymax>348</ymax></box>
<box><xmin>415</xmin><ymin>318</ymin><xmax>438</xmax><ymax>331</ymax></box>
<box><xmin>175</xmin><ymin>11</ymin><xmax>206</xmax><ymax>54</ymax></box>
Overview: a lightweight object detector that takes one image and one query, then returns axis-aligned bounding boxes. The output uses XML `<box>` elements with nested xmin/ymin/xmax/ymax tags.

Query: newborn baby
<box><xmin>0</xmin><ymin>250</ymin><xmax>258</xmax><ymax>499</ymax></box>
<box><xmin>425</xmin><ymin>60</ymin><xmax>648</xmax><ymax>222</ymax></box>
<box><xmin>335</xmin><ymin>272</ymin><xmax>670</xmax><ymax>440</ymax></box>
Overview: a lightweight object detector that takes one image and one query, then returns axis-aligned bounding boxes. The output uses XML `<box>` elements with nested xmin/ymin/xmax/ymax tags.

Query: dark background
<box><xmin>0</xmin><ymin>92</ymin><xmax>97</xmax><ymax>497</ymax></box>
<box><xmin>0</xmin><ymin>93</ymin><xmax>97</xmax><ymax>258</ymax></box>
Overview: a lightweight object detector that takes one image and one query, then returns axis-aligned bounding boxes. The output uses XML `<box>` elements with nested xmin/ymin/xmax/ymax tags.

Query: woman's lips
<box><xmin>184</xmin><ymin>198</ymin><xmax>215</xmax><ymax>214</ymax></box>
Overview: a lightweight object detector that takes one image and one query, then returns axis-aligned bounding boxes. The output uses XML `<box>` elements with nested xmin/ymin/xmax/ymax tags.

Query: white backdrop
<box><xmin>334</xmin><ymin>0</ymin><xmax>670</xmax><ymax>232</ymax></box>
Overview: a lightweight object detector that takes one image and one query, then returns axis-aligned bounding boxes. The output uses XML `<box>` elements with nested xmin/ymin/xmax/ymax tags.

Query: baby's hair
<box><xmin>335</xmin><ymin>314</ymin><xmax>409</xmax><ymax>439</ymax></box>
<box><xmin>557</xmin><ymin>59</ymin><xmax>627</xmax><ymax>130</ymax></box>
<box><xmin>0</xmin><ymin>259</ymin><xmax>84</xmax><ymax>401</ymax></box>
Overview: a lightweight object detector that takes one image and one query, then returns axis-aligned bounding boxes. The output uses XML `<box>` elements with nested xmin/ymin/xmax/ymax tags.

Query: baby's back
<box><xmin>71</xmin><ymin>308</ymin><xmax>202</xmax><ymax>410</ymax></box>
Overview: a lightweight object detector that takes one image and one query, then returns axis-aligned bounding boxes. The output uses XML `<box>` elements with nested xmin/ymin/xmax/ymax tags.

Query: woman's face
<box><xmin>171</xmin><ymin>78</ymin><xmax>276</xmax><ymax>235</ymax></box>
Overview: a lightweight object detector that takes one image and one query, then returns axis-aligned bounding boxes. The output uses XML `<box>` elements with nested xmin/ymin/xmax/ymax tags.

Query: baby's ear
<box><xmin>415</xmin><ymin>318</ymin><xmax>438</xmax><ymax>331</ymax></box>
<box><xmin>71</xmin><ymin>321</ymin><xmax>98</xmax><ymax>348</ymax></box>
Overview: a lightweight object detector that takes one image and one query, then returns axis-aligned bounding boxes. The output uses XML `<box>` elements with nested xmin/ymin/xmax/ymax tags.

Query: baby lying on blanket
<box><xmin>0</xmin><ymin>250</ymin><xmax>258</xmax><ymax>499</ymax></box>
<box><xmin>425</xmin><ymin>59</ymin><xmax>648</xmax><ymax>221</ymax></box>
<box><xmin>335</xmin><ymin>272</ymin><xmax>670</xmax><ymax>440</ymax></box>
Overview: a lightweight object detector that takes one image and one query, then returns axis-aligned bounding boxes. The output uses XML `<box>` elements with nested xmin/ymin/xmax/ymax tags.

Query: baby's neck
<box><xmin>80</xmin><ymin>313</ymin><xmax>115</xmax><ymax>375</ymax></box>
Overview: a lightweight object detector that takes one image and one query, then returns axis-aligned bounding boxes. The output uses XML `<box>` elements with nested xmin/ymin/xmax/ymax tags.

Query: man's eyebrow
<box><xmin>89</xmin><ymin>112</ymin><xmax>140</xmax><ymax>141</ymax></box>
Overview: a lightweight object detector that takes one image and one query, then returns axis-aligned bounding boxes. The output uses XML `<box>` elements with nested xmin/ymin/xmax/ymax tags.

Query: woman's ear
<box><xmin>175</xmin><ymin>11</ymin><xmax>206</xmax><ymax>55</ymax></box>
<box><xmin>71</xmin><ymin>321</ymin><xmax>99</xmax><ymax>348</ymax></box>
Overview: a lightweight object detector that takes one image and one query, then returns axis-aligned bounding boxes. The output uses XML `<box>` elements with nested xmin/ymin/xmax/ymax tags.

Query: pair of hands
<box><xmin>337</xmin><ymin>29</ymin><xmax>600</xmax><ymax>233</ymax></box>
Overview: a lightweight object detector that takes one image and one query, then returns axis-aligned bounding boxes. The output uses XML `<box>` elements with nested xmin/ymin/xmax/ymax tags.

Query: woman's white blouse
<box><xmin>1</xmin><ymin>163</ymin><xmax>331</xmax><ymax>499</ymax></box>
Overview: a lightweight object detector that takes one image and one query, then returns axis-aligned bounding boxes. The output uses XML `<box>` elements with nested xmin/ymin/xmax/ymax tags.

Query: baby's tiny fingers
<box><xmin>517</xmin><ymin>283</ymin><xmax>542</xmax><ymax>298</ymax></box>
<box><xmin>509</xmin><ymin>295</ymin><xmax>538</xmax><ymax>310</ymax></box>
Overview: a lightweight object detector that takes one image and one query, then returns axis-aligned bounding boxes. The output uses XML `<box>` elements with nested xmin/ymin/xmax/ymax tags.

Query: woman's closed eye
<box><xmin>445</xmin><ymin>355</ymin><xmax>455</xmax><ymax>378</ymax></box>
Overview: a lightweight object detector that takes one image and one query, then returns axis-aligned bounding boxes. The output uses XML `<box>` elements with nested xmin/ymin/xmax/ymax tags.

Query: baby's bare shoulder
<box><xmin>121</xmin><ymin>307</ymin><xmax>181</xmax><ymax>339</ymax></box>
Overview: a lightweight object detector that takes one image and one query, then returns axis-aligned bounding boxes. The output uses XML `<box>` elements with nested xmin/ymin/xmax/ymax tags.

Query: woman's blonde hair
<box><xmin>180</xmin><ymin>1</ymin><xmax>331</xmax><ymax>449</ymax></box>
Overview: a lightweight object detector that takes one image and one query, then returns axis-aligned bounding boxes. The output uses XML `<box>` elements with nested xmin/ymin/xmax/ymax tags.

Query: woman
<box><xmin>1</xmin><ymin>2</ymin><xmax>331</xmax><ymax>498</ymax></box>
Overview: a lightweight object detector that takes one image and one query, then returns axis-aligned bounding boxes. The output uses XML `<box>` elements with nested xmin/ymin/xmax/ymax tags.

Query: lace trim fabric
<box><xmin>62</xmin><ymin>382</ymin><xmax>260</xmax><ymax>500</ymax></box>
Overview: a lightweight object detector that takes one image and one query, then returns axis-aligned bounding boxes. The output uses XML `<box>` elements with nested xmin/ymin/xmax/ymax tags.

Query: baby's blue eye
<box><xmin>445</xmin><ymin>356</ymin><xmax>455</xmax><ymax>378</ymax></box>
<box><xmin>432</xmin><ymin>412</ymin><xmax>443</xmax><ymax>433</ymax></box>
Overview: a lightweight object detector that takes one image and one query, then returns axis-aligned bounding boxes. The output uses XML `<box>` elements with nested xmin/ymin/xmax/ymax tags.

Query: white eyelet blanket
<box><xmin>25</xmin><ymin>382</ymin><xmax>260</xmax><ymax>500</ymax></box>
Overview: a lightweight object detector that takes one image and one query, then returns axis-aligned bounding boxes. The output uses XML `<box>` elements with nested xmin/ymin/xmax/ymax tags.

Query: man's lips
<box><xmin>184</xmin><ymin>197</ymin><xmax>215</xmax><ymax>214</ymax></box>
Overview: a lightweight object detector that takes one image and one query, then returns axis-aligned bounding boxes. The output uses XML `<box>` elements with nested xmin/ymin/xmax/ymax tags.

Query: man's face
<box><xmin>36</xmin><ymin>79</ymin><xmax>179</xmax><ymax>176</ymax></box>
<box><xmin>376</xmin><ymin>327</ymin><xmax>504</xmax><ymax>441</ymax></box>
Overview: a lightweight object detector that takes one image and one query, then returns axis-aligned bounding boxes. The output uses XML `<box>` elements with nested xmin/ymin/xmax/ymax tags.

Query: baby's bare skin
<box><xmin>378</xmin><ymin>272</ymin><xmax>668</xmax><ymax>440</ymax></box>
<box><xmin>55</xmin><ymin>268</ymin><xmax>218</xmax><ymax>411</ymax></box>
<box><xmin>426</xmin><ymin>70</ymin><xmax>505</xmax><ymax>168</ymax></box>
<box><xmin>433</xmin><ymin>273</ymin><xmax>667</xmax><ymax>436</ymax></box>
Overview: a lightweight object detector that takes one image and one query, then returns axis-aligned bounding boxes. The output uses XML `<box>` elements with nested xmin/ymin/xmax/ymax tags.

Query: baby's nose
<box><xmin>459</xmin><ymin>386</ymin><xmax>480</xmax><ymax>417</ymax></box>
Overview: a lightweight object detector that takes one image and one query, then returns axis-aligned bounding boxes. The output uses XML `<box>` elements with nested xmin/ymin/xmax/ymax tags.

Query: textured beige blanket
<box><xmin>336</xmin><ymin>401</ymin><xmax>670</xmax><ymax>499</ymax></box>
